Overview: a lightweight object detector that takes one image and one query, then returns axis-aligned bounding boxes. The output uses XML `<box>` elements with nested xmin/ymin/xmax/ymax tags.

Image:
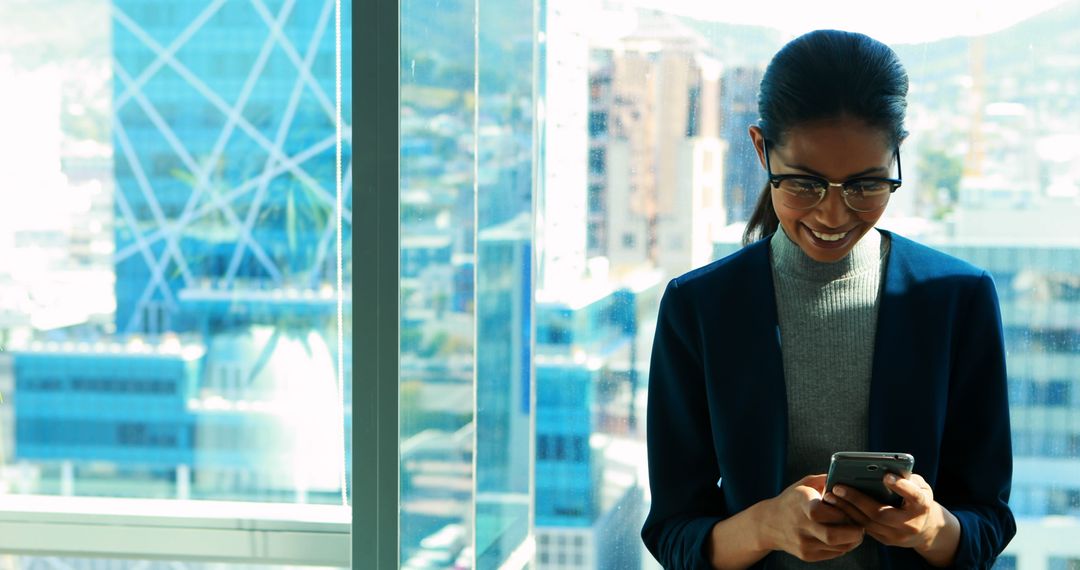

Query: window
<box><xmin>381</xmin><ymin>0</ymin><xmax>1080</xmax><ymax>568</ymax></box>
<box><xmin>589</xmin><ymin>148</ymin><xmax>606</xmax><ymax>174</ymax></box>
<box><xmin>1</xmin><ymin>0</ymin><xmax>351</xmax><ymax>565</ymax></box>
<box><xmin>589</xmin><ymin>112</ymin><xmax>608</xmax><ymax>137</ymax></box>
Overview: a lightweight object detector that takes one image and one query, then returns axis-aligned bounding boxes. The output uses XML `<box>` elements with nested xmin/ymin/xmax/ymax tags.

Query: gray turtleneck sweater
<box><xmin>766</xmin><ymin>226</ymin><xmax>891</xmax><ymax>569</ymax></box>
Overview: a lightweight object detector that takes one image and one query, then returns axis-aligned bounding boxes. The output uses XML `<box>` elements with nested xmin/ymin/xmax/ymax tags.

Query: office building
<box><xmin>719</xmin><ymin>65</ymin><xmax>764</xmax><ymax>224</ymax></box>
<box><xmin>9</xmin><ymin>0</ymin><xmax>352</xmax><ymax>505</ymax></box>
<box><xmin>534</xmin><ymin>280</ymin><xmax>646</xmax><ymax>570</ymax></box>
<box><xmin>587</xmin><ymin>12</ymin><xmax>724</xmax><ymax>279</ymax></box>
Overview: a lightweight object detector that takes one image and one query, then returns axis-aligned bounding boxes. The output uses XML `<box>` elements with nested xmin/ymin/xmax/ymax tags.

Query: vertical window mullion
<box><xmin>356</xmin><ymin>0</ymin><xmax>400</xmax><ymax>567</ymax></box>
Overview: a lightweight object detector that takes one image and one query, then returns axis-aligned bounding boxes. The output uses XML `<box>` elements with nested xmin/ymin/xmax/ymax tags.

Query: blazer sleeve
<box><xmin>935</xmin><ymin>271</ymin><xmax>1017</xmax><ymax>568</ymax></box>
<box><xmin>641</xmin><ymin>280</ymin><xmax>727</xmax><ymax>569</ymax></box>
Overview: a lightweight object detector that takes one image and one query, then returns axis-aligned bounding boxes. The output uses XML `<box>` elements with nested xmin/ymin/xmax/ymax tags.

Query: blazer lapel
<box><xmin>712</xmin><ymin>239</ymin><xmax>787</xmax><ymax>508</ymax></box>
<box><xmin>868</xmin><ymin>231</ymin><xmax>944</xmax><ymax>464</ymax></box>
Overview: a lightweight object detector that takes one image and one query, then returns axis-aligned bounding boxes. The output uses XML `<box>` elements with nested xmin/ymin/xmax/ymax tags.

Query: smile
<box><xmin>809</xmin><ymin>228</ymin><xmax>850</xmax><ymax>242</ymax></box>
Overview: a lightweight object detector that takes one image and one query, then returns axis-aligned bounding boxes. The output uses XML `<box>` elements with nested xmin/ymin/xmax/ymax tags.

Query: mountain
<box><xmin>402</xmin><ymin>0</ymin><xmax>535</xmax><ymax>93</ymax></box>
<box><xmin>676</xmin><ymin>18</ymin><xmax>786</xmax><ymax>67</ymax></box>
<box><xmin>893</xmin><ymin>0</ymin><xmax>1080</xmax><ymax>95</ymax></box>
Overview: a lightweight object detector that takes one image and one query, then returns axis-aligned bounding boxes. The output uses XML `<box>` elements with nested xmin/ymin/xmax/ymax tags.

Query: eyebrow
<box><xmin>786</xmin><ymin>162</ymin><xmax>890</xmax><ymax>179</ymax></box>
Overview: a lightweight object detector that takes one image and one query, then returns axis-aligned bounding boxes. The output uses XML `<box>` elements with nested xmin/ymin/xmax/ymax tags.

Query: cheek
<box><xmin>771</xmin><ymin>193</ymin><xmax>807</xmax><ymax>229</ymax></box>
<box><xmin>856</xmin><ymin>208</ymin><xmax>886</xmax><ymax>227</ymax></box>
<box><xmin>770</xmin><ymin>191</ymin><xmax>790</xmax><ymax>220</ymax></box>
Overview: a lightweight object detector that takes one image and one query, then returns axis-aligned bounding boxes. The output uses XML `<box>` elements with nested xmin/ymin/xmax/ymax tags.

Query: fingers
<box><xmin>824</xmin><ymin>485</ymin><xmax>912</xmax><ymax>532</ymax></box>
<box><xmin>906</xmin><ymin>472</ymin><xmax>930</xmax><ymax>488</ymax></box>
<box><xmin>808</xmin><ymin>500</ymin><xmax>854</xmax><ymax>525</ymax></box>
<box><xmin>821</xmin><ymin>491</ymin><xmax>870</xmax><ymax>525</ymax></box>
<box><xmin>794</xmin><ymin>475</ymin><xmax>825</xmax><ymax>496</ymax></box>
<box><xmin>803</xmin><ymin>542</ymin><xmax>862</xmax><ymax>562</ymax></box>
<box><xmin>792</xmin><ymin>526</ymin><xmax>864</xmax><ymax>563</ymax></box>
<box><xmin>777</xmin><ymin>475</ymin><xmax>867</xmax><ymax>562</ymax></box>
<box><xmin>825</xmin><ymin>484</ymin><xmax>891</xmax><ymax>520</ymax></box>
<box><xmin>797</xmin><ymin>473</ymin><xmax>829</xmax><ymax>493</ymax></box>
<box><xmin>794</xmin><ymin>476</ymin><xmax>828</xmax><ymax>518</ymax></box>
<box><xmin>823</xmin><ymin>495</ymin><xmax>903</xmax><ymax>540</ymax></box>
<box><xmin>883</xmin><ymin>474</ymin><xmax>932</xmax><ymax>511</ymax></box>
<box><xmin>805</xmin><ymin>519</ymin><xmax>865</xmax><ymax>548</ymax></box>
<box><xmin>823</xmin><ymin>473</ymin><xmax>941</xmax><ymax>549</ymax></box>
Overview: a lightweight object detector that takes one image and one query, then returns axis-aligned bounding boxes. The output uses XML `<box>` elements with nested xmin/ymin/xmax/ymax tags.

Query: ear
<box><xmin>748</xmin><ymin>125</ymin><xmax>767</xmax><ymax>170</ymax></box>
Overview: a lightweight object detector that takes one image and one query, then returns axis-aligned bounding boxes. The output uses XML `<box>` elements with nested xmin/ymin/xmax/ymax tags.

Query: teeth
<box><xmin>811</xmin><ymin>229</ymin><xmax>849</xmax><ymax>242</ymax></box>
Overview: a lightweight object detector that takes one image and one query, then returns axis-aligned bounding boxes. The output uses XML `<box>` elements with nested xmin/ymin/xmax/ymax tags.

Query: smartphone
<box><xmin>824</xmin><ymin>452</ymin><xmax>914</xmax><ymax>508</ymax></box>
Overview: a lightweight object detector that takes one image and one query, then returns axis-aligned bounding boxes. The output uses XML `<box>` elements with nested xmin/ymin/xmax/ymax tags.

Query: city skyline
<box><xmin>0</xmin><ymin>0</ymin><xmax>1077</xmax><ymax>568</ymax></box>
<box><xmin>398</xmin><ymin>1</ymin><xmax>1080</xmax><ymax>568</ymax></box>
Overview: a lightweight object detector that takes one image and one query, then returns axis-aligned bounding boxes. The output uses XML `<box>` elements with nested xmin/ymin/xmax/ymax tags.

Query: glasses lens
<box><xmin>845</xmin><ymin>180</ymin><xmax>893</xmax><ymax>211</ymax></box>
<box><xmin>777</xmin><ymin>178</ymin><xmax>825</xmax><ymax>209</ymax></box>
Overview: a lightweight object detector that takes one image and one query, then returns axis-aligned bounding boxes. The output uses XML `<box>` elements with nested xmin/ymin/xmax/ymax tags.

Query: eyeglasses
<box><xmin>763</xmin><ymin>139</ymin><xmax>902</xmax><ymax>212</ymax></box>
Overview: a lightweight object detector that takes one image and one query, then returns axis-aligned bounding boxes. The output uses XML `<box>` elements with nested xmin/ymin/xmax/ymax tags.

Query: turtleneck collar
<box><xmin>770</xmin><ymin>224</ymin><xmax>884</xmax><ymax>283</ymax></box>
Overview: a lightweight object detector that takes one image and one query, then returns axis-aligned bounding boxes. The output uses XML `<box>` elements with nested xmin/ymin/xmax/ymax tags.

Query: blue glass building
<box><xmin>536</xmin><ymin>360</ymin><xmax>598</xmax><ymax>527</ymax></box>
<box><xmin>930</xmin><ymin>243</ymin><xmax>1080</xmax><ymax>520</ymax></box>
<box><xmin>14</xmin><ymin>345</ymin><xmax>200</xmax><ymax>468</ymax></box>
<box><xmin>719</xmin><ymin>66</ymin><xmax>764</xmax><ymax>224</ymax></box>
<box><xmin>12</xmin><ymin>0</ymin><xmax>352</xmax><ymax>503</ymax></box>
<box><xmin>534</xmin><ymin>285</ymin><xmax>644</xmax><ymax>569</ymax></box>
<box><xmin>111</xmin><ymin>0</ymin><xmax>351</xmax><ymax>335</ymax></box>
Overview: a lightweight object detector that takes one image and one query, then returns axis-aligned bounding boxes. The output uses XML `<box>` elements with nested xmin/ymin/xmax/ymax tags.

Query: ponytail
<box><xmin>742</xmin><ymin>182</ymin><xmax>779</xmax><ymax>246</ymax></box>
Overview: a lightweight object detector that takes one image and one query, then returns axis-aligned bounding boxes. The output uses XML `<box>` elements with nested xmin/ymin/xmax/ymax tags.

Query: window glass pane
<box><xmin>401</xmin><ymin>0</ymin><xmax>1079</xmax><ymax>568</ymax></box>
<box><xmin>400</xmin><ymin>0</ymin><xmax>535</xmax><ymax>566</ymax></box>
<box><xmin>539</xmin><ymin>1</ymin><xmax>1079</xmax><ymax>569</ymax></box>
<box><xmin>534</xmin><ymin>3</ymin><xmax>650</xmax><ymax>569</ymax></box>
<box><xmin>474</xmin><ymin>0</ymin><xmax>535</xmax><ymax>564</ymax></box>
<box><xmin>1</xmin><ymin>0</ymin><xmax>351</xmax><ymax>507</ymax></box>
<box><xmin>399</xmin><ymin>0</ymin><xmax>476</xmax><ymax>568</ymax></box>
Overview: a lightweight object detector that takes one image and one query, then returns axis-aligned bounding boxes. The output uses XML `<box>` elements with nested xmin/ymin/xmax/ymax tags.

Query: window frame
<box><xmin>0</xmin><ymin>495</ymin><xmax>349</xmax><ymax>566</ymax></box>
<box><xmin>356</xmin><ymin>0</ymin><xmax>400</xmax><ymax>568</ymax></box>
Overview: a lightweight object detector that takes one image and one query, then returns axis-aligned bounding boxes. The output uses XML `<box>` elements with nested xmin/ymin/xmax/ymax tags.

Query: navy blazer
<box><xmin>641</xmin><ymin>230</ymin><xmax>1016</xmax><ymax>569</ymax></box>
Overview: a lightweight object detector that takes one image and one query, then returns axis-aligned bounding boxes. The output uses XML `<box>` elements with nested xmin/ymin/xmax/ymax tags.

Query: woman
<box><xmin>640</xmin><ymin>30</ymin><xmax>1015</xmax><ymax>569</ymax></box>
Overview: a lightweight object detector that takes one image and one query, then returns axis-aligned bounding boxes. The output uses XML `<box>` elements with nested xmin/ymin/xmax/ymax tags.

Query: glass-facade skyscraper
<box><xmin>112</xmin><ymin>0</ymin><xmax>351</xmax><ymax>335</ymax></box>
<box><xmin>14</xmin><ymin>0</ymin><xmax>352</xmax><ymax>505</ymax></box>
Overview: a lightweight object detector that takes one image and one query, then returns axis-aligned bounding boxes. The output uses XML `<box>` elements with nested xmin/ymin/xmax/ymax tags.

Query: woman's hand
<box><xmin>758</xmin><ymin>474</ymin><xmax>865</xmax><ymax>562</ymax></box>
<box><xmin>822</xmin><ymin>472</ymin><xmax>961</xmax><ymax>566</ymax></box>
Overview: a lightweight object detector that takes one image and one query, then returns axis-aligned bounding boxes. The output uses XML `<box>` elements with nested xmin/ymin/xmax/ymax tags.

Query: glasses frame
<box><xmin>763</xmin><ymin>138</ymin><xmax>903</xmax><ymax>212</ymax></box>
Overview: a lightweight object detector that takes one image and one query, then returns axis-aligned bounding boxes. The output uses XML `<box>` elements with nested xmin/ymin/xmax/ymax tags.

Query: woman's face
<box><xmin>750</xmin><ymin>117</ymin><xmax>898</xmax><ymax>263</ymax></box>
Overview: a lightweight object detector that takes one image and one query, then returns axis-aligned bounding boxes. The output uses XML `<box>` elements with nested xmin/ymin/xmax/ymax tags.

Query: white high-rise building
<box><xmin>538</xmin><ymin>0</ymin><xmax>591</xmax><ymax>291</ymax></box>
<box><xmin>657</xmin><ymin>57</ymin><xmax>725</xmax><ymax>276</ymax></box>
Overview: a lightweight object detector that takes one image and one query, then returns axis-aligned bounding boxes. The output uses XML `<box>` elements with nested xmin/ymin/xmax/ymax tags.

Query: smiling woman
<box><xmin>641</xmin><ymin>29</ymin><xmax>1015</xmax><ymax>569</ymax></box>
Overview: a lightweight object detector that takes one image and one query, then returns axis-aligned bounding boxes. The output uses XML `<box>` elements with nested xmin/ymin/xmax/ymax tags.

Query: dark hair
<box><xmin>743</xmin><ymin>30</ymin><xmax>909</xmax><ymax>245</ymax></box>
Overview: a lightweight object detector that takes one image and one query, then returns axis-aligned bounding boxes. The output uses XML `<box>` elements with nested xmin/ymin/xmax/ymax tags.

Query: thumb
<box><xmin>800</xmin><ymin>473</ymin><xmax>828</xmax><ymax>492</ymax></box>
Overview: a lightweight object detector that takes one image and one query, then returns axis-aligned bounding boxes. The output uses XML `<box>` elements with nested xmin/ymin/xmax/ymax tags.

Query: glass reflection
<box><xmin>3</xmin><ymin>0</ymin><xmax>351</xmax><ymax>506</ymax></box>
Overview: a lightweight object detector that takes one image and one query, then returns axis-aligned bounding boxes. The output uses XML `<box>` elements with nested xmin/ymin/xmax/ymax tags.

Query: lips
<box><xmin>802</xmin><ymin>224</ymin><xmax>859</xmax><ymax>250</ymax></box>
<box><xmin>810</xmin><ymin>228</ymin><xmax>849</xmax><ymax>242</ymax></box>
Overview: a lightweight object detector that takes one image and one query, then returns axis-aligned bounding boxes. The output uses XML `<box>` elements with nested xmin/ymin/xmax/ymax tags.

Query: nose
<box><xmin>813</xmin><ymin>185</ymin><xmax>853</xmax><ymax>228</ymax></box>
